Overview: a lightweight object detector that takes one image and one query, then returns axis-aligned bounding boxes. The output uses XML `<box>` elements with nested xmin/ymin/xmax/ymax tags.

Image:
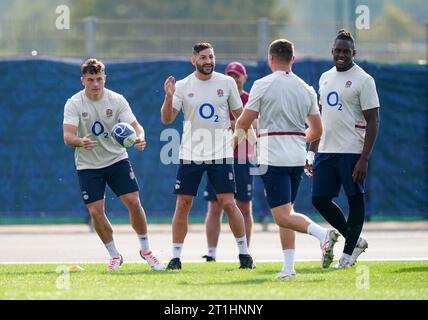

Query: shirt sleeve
<box><xmin>360</xmin><ymin>77</ymin><xmax>380</xmax><ymax>111</ymax></box>
<box><xmin>307</xmin><ymin>86</ymin><xmax>320</xmax><ymax>115</ymax></box>
<box><xmin>228</xmin><ymin>78</ymin><xmax>243</xmax><ymax>111</ymax></box>
<box><xmin>118</xmin><ymin>95</ymin><xmax>137</xmax><ymax>124</ymax></box>
<box><xmin>245</xmin><ymin>80</ymin><xmax>266</xmax><ymax>113</ymax></box>
<box><xmin>63</xmin><ymin>99</ymin><xmax>79</xmax><ymax>127</ymax></box>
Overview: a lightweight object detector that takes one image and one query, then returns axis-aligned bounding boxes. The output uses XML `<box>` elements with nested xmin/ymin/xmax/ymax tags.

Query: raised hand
<box><xmin>164</xmin><ymin>76</ymin><xmax>176</xmax><ymax>97</ymax></box>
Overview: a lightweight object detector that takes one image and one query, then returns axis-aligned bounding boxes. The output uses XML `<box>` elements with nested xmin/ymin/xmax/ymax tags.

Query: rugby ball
<box><xmin>111</xmin><ymin>122</ymin><xmax>137</xmax><ymax>148</ymax></box>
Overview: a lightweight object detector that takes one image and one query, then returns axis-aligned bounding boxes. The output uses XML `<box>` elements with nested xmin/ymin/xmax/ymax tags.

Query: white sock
<box><xmin>138</xmin><ymin>234</ymin><xmax>151</xmax><ymax>254</ymax></box>
<box><xmin>208</xmin><ymin>247</ymin><xmax>217</xmax><ymax>259</ymax></box>
<box><xmin>172</xmin><ymin>243</ymin><xmax>183</xmax><ymax>259</ymax></box>
<box><xmin>235</xmin><ymin>236</ymin><xmax>250</xmax><ymax>255</ymax></box>
<box><xmin>307</xmin><ymin>223</ymin><xmax>328</xmax><ymax>242</ymax></box>
<box><xmin>105</xmin><ymin>240</ymin><xmax>120</xmax><ymax>258</ymax></box>
<box><xmin>282</xmin><ymin>249</ymin><xmax>295</xmax><ymax>273</ymax></box>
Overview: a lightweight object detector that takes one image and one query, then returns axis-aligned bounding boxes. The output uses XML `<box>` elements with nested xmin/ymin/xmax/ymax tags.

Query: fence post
<box><xmin>83</xmin><ymin>16</ymin><xmax>97</xmax><ymax>58</ymax></box>
<box><xmin>257</xmin><ymin>17</ymin><xmax>269</xmax><ymax>61</ymax></box>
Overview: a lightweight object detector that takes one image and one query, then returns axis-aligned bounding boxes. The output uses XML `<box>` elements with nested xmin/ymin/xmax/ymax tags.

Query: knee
<box><xmin>218</xmin><ymin>199</ymin><xmax>236</xmax><ymax>213</ymax></box>
<box><xmin>87</xmin><ymin>206</ymin><xmax>104</xmax><ymax>219</ymax></box>
<box><xmin>208</xmin><ymin>203</ymin><xmax>223</xmax><ymax>218</ymax></box>
<box><xmin>237</xmin><ymin>203</ymin><xmax>252</xmax><ymax>218</ymax></box>
<box><xmin>127</xmin><ymin>198</ymin><xmax>142</xmax><ymax>212</ymax></box>
<box><xmin>176</xmin><ymin>197</ymin><xmax>192</xmax><ymax>214</ymax></box>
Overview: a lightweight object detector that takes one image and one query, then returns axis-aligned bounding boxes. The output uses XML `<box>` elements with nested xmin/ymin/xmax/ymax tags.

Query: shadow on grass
<box><xmin>257</xmin><ymin>268</ymin><xmax>337</xmax><ymax>275</ymax></box>
<box><xmin>394</xmin><ymin>266</ymin><xmax>428</xmax><ymax>273</ymax></box>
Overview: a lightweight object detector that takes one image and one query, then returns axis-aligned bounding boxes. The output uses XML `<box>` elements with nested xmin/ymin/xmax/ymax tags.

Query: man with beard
<box><xmin>160</xmin><ymin>42</ymin><xmax>255</xmax><ymax>270</ymax></box>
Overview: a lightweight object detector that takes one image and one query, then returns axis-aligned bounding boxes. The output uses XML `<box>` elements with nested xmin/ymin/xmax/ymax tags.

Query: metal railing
<box><xmin>0</xmin><ymin>17</ymin><xmax>426</xmax><ymax>64</ymax></box>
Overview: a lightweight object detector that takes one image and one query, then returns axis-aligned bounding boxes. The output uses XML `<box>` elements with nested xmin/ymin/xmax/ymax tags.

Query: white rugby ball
<box><xmin>111</xmin><ymin>122</ymin><xmax>137</xmax><ymax>148</ymax></box>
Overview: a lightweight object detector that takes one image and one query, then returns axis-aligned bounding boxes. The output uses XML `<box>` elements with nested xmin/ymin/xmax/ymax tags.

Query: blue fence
<box><xmin>0</xmin><ymin>58</ymin><xmax>427</xmax><ymax>223</ymax></box>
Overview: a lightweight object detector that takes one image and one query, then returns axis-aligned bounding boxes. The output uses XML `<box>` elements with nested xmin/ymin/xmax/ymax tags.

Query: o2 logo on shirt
<box><xmin>91</xmin><ymin>121</ymin><xmax>109</xmax><ymax>138</ymax></box>
<box><xmin>199</xmin><ymin>103</ymin><xmax>219</xmax><ymax>122</ymax></box>
<box><xmin>326</xmin><ymin>91</ymin><xmax>343</xmax><ymax>111</ymax></box>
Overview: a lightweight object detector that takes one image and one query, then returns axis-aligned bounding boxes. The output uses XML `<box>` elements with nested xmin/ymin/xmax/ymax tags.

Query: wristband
<box><xmin>306</xmin><ymin>151</ymin><xmax>315</xmax><ymax>165</ymax></box>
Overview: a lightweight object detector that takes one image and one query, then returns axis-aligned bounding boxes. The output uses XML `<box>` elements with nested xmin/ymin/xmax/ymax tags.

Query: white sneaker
<box><xmin>275</xmin><ymin>270</ymin><xmax>297</xmax><ymax>280</ymax></box>
<box><xmin>350</xmin><ymin>237</ymin><xmax>368</xmax><ymax>265</ymax></box>
<box><xmin>321</xmin><ymin>229</ymin><xmax>340</xmax><ymax>268</ymax></box>
<box><xmin>107</xmin><ymin>255</ymin><xmax>123</xmax><ymax>271</ymax></box>
<box><xmin>140</xmin><ymin>250</ymin><xmax>166</xmax><ymax>271</ymax></box>
<box><xmin>333</xmin><ymin>256</ymin><xmax>352</xmax><ymax>269</ymax></box>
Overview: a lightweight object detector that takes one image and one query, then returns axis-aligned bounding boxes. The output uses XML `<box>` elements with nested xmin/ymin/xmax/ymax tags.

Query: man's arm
<box><xmin>161</xmin><ymin>76</ymin><xmax>178</xmax><ymax>125</ymax></box>
<box><xmin>304</xmin><ymin>106</ymin><xmax>323</xmax><ymax>176</ymax></box>
<box><xmin>352</xmin><ymin>107</ymin><xmax>380</xmax><ymax>182</ymax></box>
<box><xmin>305</xmin><ymin>114</ymin><xmax>323</xmax><ymax>143</ymax></box>
<box><xmin>234</xmin><ymin>108</ymin><xmax>259</xmax><ymax>148</ymax></box>
<box><xmin>63</xmin><ymin>124</ymin><xmax>98</xmax><ymax>150</ymax></box>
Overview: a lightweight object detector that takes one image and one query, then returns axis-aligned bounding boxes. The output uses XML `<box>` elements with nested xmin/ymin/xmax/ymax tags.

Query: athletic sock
<box><xmin>312</xmin><ymin>196</ymin><xmax>347</xmax><ymax>236</ymax></box>
<box><xmin>344</xmin><ymin>194</ymin><xmax>365</xmax><ymax>255</ymax></box>
<box><xmin>282</xmin><ymin>249</ymin><xmax>295</xmax><ymax>273</ymax></box>
<box><xmin>208</xmin><ymin>247</ymin><xmax>217</xmax><ymax>259</ymax></box>
<box><xmin>105</xmin><ymin>240</ymin><xmax>120</xmax><ymax>258</ymax></box>
<box><xmin>137</xmin><ymin>234</ymin><xmax>151</xmax><ymax>254</ymax></box>
<box><xmin>235</xmin><ymin>236</ymin><xmax>250</xmax><ymax>255</ymax></box>
<box><xmin>307</xmin><ymin>223</ymin><xmax>328</xmax><ymax>242</ymax></box>
<box><xmin>172</xmin><ymin>243</ymin><xmax>183</xmax><ymax>259</ymax></box>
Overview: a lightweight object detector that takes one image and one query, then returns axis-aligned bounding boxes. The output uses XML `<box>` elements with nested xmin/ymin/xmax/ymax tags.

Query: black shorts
<box><xmin>260</xmin><ymin>166</ymin><xmax>304</xmax><ymax>209</ymax></box>
<box><xmin>204</xmin><ymin>160</ymin><xmax>253</xmax><ymax>202</ymax></box>
<box><xmin>173</xmin><ymin>159</ymin><xmax>235</xmax><ymax>196</ymax></box>
<box><xmin>77</xmin><ymin>159</ymin><xmax>139</xmax><ymax>204</ymax></box>
<box><xmin>312</xmin><ymin>153</ymin><xmax>364</xmax><ymax>197</ymax></box>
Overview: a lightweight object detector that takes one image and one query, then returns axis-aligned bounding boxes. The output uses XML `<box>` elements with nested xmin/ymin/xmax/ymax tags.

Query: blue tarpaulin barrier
<box><xmin>0</xmin><ymin>58</ymin><xmax>426</xmax><ymax>222</ymax></box>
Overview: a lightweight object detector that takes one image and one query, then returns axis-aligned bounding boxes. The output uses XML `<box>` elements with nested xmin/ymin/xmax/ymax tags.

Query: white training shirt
<box><xmin>63</xmin><ymin>88</ymin><xmax>137</xmax><ymax>170</ymax></box>
<box><xmin>246</xmin><ymin>71</ymin><xmax>319</xmax><ymax>167</ymax></box>
<box><xmin>318</xmin><ymin>64</ymin><xmax>380</xmax><ymax>153</ymax></box>
<box><xmin>173</xmin><ymin>72</ymin><xmax>243</xmax><ymax>161</ymax></box>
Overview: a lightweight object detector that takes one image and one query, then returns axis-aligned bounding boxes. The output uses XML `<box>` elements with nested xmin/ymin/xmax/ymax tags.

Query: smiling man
<box><xmin>306</xmin><ymin>29</ymin><xmax>380</xmax><ymax>269</ymax></box>
<box><xmin>161</xmin><ymin>43</ymin><xmax>255</xmax><ymax>270</ymax></box>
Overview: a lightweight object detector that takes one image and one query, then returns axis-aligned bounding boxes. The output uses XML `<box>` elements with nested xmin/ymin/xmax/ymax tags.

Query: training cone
<box><xmin>68</xmin><ymin>265</ymin><xmax>85</xmax><ymax>271</ymax></box>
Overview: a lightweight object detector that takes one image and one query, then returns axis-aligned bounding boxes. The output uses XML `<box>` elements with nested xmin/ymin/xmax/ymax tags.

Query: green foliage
<box><xmin>69</xmin><ymin>0</ymin><xmax>284</xmax><ymax>21</ymax></box>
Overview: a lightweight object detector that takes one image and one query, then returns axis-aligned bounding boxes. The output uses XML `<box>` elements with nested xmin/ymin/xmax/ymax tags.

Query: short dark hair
<box><xmin>335</xmin><ymin>29</ymin><xmax>355</xmax><ymax>48</ymax></box>
<box><xmin>81</xmin><ymin>58</ymin><xmax>105</xmax><ymax>75</ymax></box>
<box><xmin>193</xmin><ymin>42</ymin><xmax>213</xmax><ymax>55</ymax></box>
<box><xmin>269</xmin><ymin>39</ymin><xmax>294</xmax><ymax>63</ymax></box>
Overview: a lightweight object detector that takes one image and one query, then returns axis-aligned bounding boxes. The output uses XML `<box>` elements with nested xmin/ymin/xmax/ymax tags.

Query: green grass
<box><xmin>1</xmin><ymin>262</ymin><xmax>427</xmax><ymax>300</ymax></box>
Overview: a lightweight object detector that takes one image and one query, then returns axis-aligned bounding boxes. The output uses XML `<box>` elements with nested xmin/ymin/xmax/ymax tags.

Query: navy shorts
<box><xmin>312</xmin><ymin>153</ymin><xmax>365</xmax><ymax>197</ymax></box>
<box><xmin>204</xmin><ymin>161</ymin><xmax>254</xmax><ymax>202</ymax></box>
<box><xmin>174</xmin><ymin>159</ymin><xmax>235</xmax><ymax>196</ymax></box>
<box><xmin>77</xmin><ymin>159</ymin><xmax>139</xmax><ymax>204</ymax></box>
<box><xmin>260</xmin><ymin>166</ymin><xmax>304</xmax><ymax>209</ymax></box>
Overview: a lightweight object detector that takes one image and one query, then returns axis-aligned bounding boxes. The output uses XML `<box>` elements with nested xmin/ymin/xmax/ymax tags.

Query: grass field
<box><xmin>1</xmin><ymin>261</ymin><xmax>427</xmax><ymax>300</ymax></box>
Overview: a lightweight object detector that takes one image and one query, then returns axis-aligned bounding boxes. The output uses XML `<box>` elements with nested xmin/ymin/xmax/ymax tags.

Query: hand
<box><xmin>304</xmin><ymin>151</ymin><xmax>315</xmax><ymax>177</ymax></box>
<box><xmin>134</xmin><ymin>136</ymin><xmax>147</xmax><ymax>151</ymax></box>
<box><xmin>81</xmin><ymin>134</ymin><xmax>98</xmax><ymax>150</ymax></box>
<box><xmin>304</xmin><ymin>161</ymin><xmax>313</xmax><ymax>177</ymax></box>
<box><xmin>164</xmin><ymin>76</ymin><xmax>176</xmax><ymax>97</ymax></box>
<box><xmin>352</xmin><ymin>158</ymin><xmax>368</xmax><ymax>182</ymax></box>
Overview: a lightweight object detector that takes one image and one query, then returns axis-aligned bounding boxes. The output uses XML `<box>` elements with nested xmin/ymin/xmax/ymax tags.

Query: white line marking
<box><xmin>1</xmin><ymin>258</ymin><xmax>428</xmax><ymax>264</ymax></box>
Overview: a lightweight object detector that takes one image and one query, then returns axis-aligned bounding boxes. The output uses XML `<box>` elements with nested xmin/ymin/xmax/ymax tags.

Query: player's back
<box><xmin>247</xmin><ymin>71</ymin><xmax>318</xmax><ymax>167</ymax></box>
<box><xmin>255</xmin><ymin>71</ymin><xmax>317</xmax><ymax>134</ymax></box>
